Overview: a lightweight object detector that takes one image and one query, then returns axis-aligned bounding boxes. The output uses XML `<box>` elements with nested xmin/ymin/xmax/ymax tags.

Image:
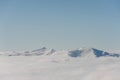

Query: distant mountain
<box><xmin>0</xmin><ymin>47</ymin><xmax>120</xmax><ymax>58</ymax></box>
<box><xmin>68</xmin><ymin>48</ymin><xmax>120</xmax><ymax>58</ymax></box>
<box><xmin>23</xmin><ymin>47</ymin><xmax>56</xmax><ymax>56</ymax></box>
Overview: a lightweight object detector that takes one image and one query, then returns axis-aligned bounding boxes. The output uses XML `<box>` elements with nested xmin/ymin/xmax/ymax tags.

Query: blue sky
<box><xmin>0</xmin><ymin>0</ymin><xmax>120</xmax><ymax>51</ymax></box>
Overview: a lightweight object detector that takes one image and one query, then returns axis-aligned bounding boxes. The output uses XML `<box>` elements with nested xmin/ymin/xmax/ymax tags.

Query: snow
<box><xmin>0</xmin><ymin>48</ymin><xmax>120</xmax><ymax>80</ymax></box>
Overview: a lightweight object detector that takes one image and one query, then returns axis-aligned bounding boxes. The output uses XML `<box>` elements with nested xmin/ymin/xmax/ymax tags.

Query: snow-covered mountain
<box><xmin>68</xmin><ymin>48</ymin><xmax>120</xmax><ymax>58</ymax></box>
<box><xmin>0</xmin><ymin>47</ymin><xmax>120</xmax><ymax>58</ymax></box>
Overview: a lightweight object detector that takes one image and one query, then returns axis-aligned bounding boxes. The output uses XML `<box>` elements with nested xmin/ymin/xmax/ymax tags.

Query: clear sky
<box><xmin>0</xmin><ymin>0</ymin><xmax>120</xmax><ymax>51</ymax></box>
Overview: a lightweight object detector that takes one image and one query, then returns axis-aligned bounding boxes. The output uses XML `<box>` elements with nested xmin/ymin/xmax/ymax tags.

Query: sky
<box><xmin>0</xmin><ymin>0</ymin><xmax>120</xmax><ymax>51</ymax></box>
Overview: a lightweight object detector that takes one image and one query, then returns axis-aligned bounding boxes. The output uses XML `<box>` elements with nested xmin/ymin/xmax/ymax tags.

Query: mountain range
<box><xmin>0</xmin><ymin>47</ymin><xmax>120</xmax><ymax>57</ymax></box>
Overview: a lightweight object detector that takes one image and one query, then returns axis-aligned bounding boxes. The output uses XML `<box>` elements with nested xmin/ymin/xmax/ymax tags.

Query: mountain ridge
<box><xmin>0</xmin><ymin>47</ymin><xmax>120</xmax><ymax>57</ymax></box>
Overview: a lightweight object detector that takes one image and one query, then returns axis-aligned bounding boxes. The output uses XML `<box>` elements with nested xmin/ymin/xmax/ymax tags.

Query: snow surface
<box><xmin>0</xmin><ymin>47</ymin><xmax>120</xmax><ymax>80</ymax></box>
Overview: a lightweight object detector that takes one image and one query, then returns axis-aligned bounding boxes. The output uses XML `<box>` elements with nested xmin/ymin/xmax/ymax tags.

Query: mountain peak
<box><xmin>32</xmin><ymin>47</ymin><xmax>47</xmax><ymax>52</ymax></box>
